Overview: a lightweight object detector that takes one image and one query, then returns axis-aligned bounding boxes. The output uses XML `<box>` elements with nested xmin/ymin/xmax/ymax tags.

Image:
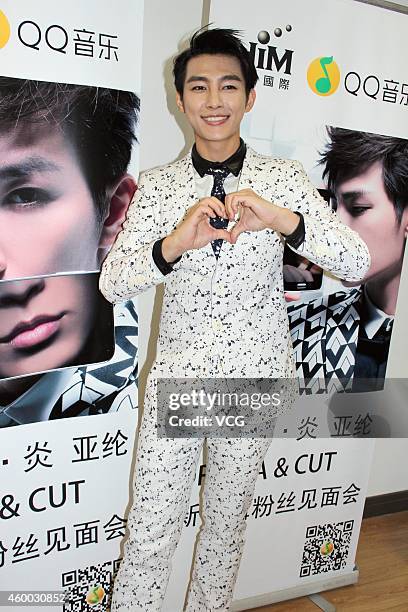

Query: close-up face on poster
<box><xmin>0</xmin><ymin>1</ymin><xmax>143</xmax><ymax>609</ymax></box>
<box><xmin>0</xmin><ymin>6</ymin><xmax>141</xmax><ymax>426</ymax></box>
<box><xmin>0</xmin><ymin>75</ymin><xmax>140</xmax><ymax>424</ymax></box>
<box><xmin>285</xmin><ymin>125</ymin><xmax>408</xmax><ymax>395</ymax></box>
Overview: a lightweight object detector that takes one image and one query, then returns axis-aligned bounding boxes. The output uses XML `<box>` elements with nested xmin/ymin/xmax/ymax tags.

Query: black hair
<box><xmin>0</xmin><ymin>77</ymin><xmax>139</xmax><ymax>221</ymax></box>
<box><xmin>320</xmin><ymin>126</ymin><xmax>408</xmax><ymax>223</ymax></box>
<box><xmin>173</xmin><ymin>27</ymin><xmax>258</xmax><ymax>97</ymax></box>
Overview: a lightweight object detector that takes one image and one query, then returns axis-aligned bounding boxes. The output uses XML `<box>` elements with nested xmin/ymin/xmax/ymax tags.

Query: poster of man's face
<box><xmin>0</xmin><ymin>76</ymin><xmax>139</xmax><ymax>423</ymax></box>
<box><xmin>322</xmin><ymin>127</ymin><xmax>408</xmax><ymax>309</ymax></box>
<box><xmin>1</xmin><ymin>121</ymin><xmax>103</xmax><ymax>277</ymax></box>
<box><xmin>286</xmin><ymin>126</ymin><xmax>408</xmax><ymax>393</ymax></box>
<box><xmin>0</xmin><ymin>77</ymin><xmax>139</xmax><ymax>280</ymax></box>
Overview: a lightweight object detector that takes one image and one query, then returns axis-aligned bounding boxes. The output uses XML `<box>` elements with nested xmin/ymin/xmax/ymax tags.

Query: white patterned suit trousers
<box><xmin>110</xmin><ymin>373</ymin><xmax>272</xmax><ymax>611</ymax></box>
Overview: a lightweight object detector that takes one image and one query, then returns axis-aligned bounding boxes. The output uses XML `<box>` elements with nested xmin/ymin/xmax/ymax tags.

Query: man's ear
<box><xmin>400</xmin><ymin>207</ymin><xmax>408</xmax><ymax>240</ymax></box>
<box><xmin>176</xmin><ymin>91</ymin><xmax>185</xmax><ymax>113</ymax></box>
<box><xmin>98</xmin><ymin>174</ymin><xmax>137</xmax><ymax>252</ymax></box>
<box><xmin>245</xmin><ymin>88</ymin><xmax>256</xmax><ymax>113</ymax></box>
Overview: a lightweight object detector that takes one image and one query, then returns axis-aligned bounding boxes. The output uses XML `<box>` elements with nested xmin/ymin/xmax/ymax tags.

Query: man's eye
<box><xmin>351</xmin><ymin>206</ymin><xmax>370</xmax><ymax>216</ymax></box>
<box><xmin>223</xmin><ymin>84</ymin><xmax>237</xmax><ymax>90</ymax></box>
<box><xmin>4</xmin><ymin>188</ymin><xmax>52</xmax><ymax>209</ymax></box>
<box><xmin>191</xmin><ymin>85</ymin><xmax>206</xmax><ymax>91</ymax></box>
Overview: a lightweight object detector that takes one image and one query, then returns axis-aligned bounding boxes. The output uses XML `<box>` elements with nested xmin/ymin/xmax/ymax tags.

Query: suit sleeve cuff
<box><xmin>152</xmin><ymin>238</ymin><xmax>182</xmax><ymax>275</ymax></box>
<box><xmin>282</xmin><ymin>212</ymin><xmax>305</xmax><ymax>249</ymax></box>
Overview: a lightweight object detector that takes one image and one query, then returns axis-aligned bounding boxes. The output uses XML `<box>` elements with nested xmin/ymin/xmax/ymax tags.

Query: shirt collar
<box><xmin>191</xmin><ymin>138</ymin><xmax>247</xmax><ymax>177</ymax></box>
<box><xmin>362</xmin><ymin>286</ymin><xmax>394</xmax><ymax>339</ymax></box>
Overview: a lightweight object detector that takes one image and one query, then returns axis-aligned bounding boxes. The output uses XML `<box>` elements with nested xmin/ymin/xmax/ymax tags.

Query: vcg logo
<box><xmin>0</xmin><ymin>9</ymin><xmax>11</xmax><ymax>48</ymax></box>
<box><xmin>249</xmin><ymin>29</ymin><xmax>294</xmax><ymax>75</ymax></box>
<box><xmin>307</xmin><ymin>56</ymin><xmax>340</xmax><ymax>96</ymax></box>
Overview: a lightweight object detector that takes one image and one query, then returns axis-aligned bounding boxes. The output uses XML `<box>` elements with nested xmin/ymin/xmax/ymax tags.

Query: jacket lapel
<box><xmin>237</xmin><ymin>146</ymin><xmax>260</xmax><ymax>190</ymax></box>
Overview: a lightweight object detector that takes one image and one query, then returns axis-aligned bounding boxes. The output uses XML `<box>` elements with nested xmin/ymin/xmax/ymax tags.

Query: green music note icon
<box><xmin>315</xmin><ymin>56</ymin><xmax>333</xmax><ymax>94</ymax></box>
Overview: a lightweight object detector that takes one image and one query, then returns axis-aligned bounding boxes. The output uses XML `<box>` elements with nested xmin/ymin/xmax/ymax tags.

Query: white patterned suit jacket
<box><xmin>99</xmin><ymin>147</ymin><xmax>370</xmax><ymax>379</ymax></box>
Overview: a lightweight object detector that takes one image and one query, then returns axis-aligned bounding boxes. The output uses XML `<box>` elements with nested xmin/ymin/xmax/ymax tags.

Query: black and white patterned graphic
<box><xmin>288</xmin><ymin>289</ymin><xmax>361</xmax><ymax>393</ymax></box>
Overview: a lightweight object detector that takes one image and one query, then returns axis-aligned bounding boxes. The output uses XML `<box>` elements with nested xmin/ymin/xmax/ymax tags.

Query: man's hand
<box><xmin>224</xmin><ymin>188</ymin><xmax>300</xmax><ymax>244</ymax></box>
<box><xmin>283</xmin><ymin>262</ymin><xmax>321</xmax><ymax>283</ymax></box>
<box><xmin>162</xmin><ymin>197</ymin><xmax>232</xmax><ymax>262</ymax></box>
<box><xmin>284</xmin><ymin>292</ymin><xmax>301</xmax><ymax>302</ymax></box>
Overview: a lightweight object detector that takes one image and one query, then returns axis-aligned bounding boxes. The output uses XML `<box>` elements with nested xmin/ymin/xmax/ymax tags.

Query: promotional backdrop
<box><xmin>0</xmin><ymin>1</ymin><xmax>143</xmax><ymax>610</ymax></box>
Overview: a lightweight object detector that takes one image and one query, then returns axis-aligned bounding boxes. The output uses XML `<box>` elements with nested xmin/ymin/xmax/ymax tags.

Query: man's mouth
<box><xmin>1</xmin><ymin>314</ymin><xmax>65</xmax><ymax>349</ymax></box>
<box><xmin>201</xmin><ymin>115</ymin><xmax>229</xmax><ymax>126</ymax></box>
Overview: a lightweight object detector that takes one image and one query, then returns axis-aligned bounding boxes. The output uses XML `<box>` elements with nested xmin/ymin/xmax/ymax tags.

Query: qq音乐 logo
<box><xmin>307</xmin><ymin>56</ymin><xmax>340</xmax><ymax>96</ymax></box>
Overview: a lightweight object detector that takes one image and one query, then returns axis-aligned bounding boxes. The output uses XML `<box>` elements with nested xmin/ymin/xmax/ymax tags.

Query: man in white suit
<box><xmin>100</xmin><ymin>28</ymin><xmax>370</xmax><ymax>612</ymax></box>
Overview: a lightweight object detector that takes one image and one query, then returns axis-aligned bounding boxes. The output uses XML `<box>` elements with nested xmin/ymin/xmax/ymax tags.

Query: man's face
<box><xmin>0</xmin><ymin>123</ymin><xmax>103</xmax><ymax>281</ymax></box>
<box><xmin>0</xmin><ymin>123</ymin><xmax>112</xmax><ymax>380</ymax></box>
<box><xmin>176</xmin><ymin>54</ymin><xmax>255</xmax><ymax>154</ymax></box>
<box><xmin>0</xmin><ymin>274</ymin><xmax>96</xmax><ymax>379</ymax></box>
<box><xmin>336</xmin><ymin>161</ymin><xmax>408</xmax><ymax>287</ymax></box>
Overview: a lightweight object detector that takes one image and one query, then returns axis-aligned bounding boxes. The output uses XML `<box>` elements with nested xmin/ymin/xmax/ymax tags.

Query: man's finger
<box><xmin>231</xmin><ymin>192</ymin><xmax>266</xmax><ymax>219</ymax></box>
<box><xmin>224</xmin><ymin>194</ymin><xmax>233</xmax><ymax>220</ymax></box>
<box><xmin>225</xmin><ymin>194</ymin><xmax>242</xmax><ymax>218</ymax></box>
<box><xmin>200</xmin><ymin>196</ymin><xmax>226</xmax><ymax>218</ymax></box>
<box><xmin>197</xmin><ymin>203</ymin><xmax>217</xmax><ymax>218</ymax></box>
<box><xmin>284</xmin><ymin>292</ymin><xmax>301</xmax><ymax>303</ymax></box>
<box><xmin>230</xmin><ymin>221</ymin><xmax>246</xmax><ymax>244</ymax></box>
<box><xmin>212</xmin><ymin>228</ymin><xmax>233</xmax><ymax>242</ymax></box>
<box><xmin>207</xmin><ymin>196</ymin><xmax>227</xmax><ymax>218</ymax></box>
<box><xmin>224</xmin><ymin>194</ymin><xmax>238</xmax><ymax>220</ymax></box>
<box><xmin>227</xmin><ymin>188</ymin><xmax>252</xmax><ymax>198</ymax></box>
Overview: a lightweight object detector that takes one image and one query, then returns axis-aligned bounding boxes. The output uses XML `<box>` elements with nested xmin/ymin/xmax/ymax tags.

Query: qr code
<box><xmin>62</xmin><ymin>559</ymin><xmax>121</xmax><ymax>612</ymax></box>
<box><xmin>300</xmin><ymin>520</ymin><xmax>354</xmax><ymax>578</ymax></box>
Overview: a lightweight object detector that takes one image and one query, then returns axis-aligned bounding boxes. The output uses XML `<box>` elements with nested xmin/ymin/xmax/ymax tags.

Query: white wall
<box><xmin>138</xmin><ymin>0</ymin><xmax>408</xmax><ymax>497</ymax></box>
<box><xmin>138</xmin><ymin>3</ymin><xmax>206</xmax><ymax>171</ymax></box>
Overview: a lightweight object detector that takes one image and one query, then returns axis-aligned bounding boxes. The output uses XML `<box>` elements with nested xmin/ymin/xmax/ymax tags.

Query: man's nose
<box><xmin>0</xmin><ymin>277</ymin><xmax>45</xmax><ymax>307</ymax></box>
<box><xmin>206</xmin><ymin>87</ymin><xmax>222</xmax><ymax>108</ymax></box>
